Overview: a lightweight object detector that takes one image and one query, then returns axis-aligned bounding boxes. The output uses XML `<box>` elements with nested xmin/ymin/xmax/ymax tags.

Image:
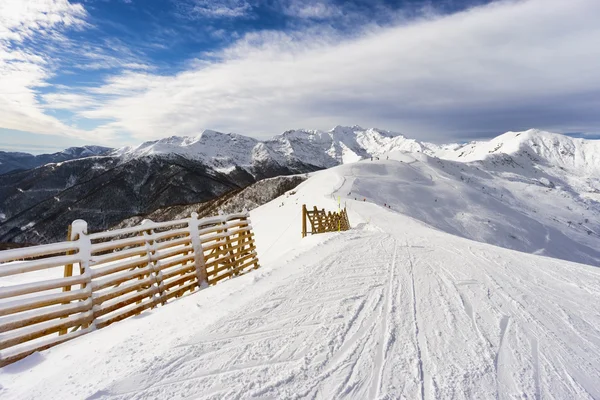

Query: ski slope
<box><xmin>1</xmin><ymin>156</ymin><xmax>599</xmax><ymax>399</ymax></box>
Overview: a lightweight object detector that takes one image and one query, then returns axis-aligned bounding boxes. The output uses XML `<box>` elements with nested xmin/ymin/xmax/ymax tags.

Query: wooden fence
<box><xmin>0</xmin><ymin>212</ymin><xmax>259</xmax><ymax>367</ymax></box>
<box><xmin>301</xmin><ymin>205</ymin><xmax>350</xmax><ymax>238</ymax></box>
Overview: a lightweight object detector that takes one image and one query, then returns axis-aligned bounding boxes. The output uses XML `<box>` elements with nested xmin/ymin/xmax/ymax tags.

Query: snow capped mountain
<box><xmin>112</xmin><ymin>125</ymin><xmax>426</xmax><ymax>173</ymax></box>
<box><xmin>438</xmin><ymin>129</ymin><xmax>600</xmax><ymax>173</ymax></box>
<box><xmin>114</xmin><ymin>131</ymin><xmax>261</xmax><ymax>173</ymax></box>
<box><xmin>0</xmin><ymin>145</ymin><xmax>113</xmax><ymax>175</ymax></box>
<box><xmin>1</xmin><ymin>126</ymin><xmax>599</xmax><ymax>250</ymax></box>
<box><xmin>267</xmin><ymin>125</ymin><xmax>427</xmax><ymax>166</ymax></box>
<box><xmin>435</xmin><ymin>129</ymin><xmax>600</xmax><ymax>203</ymax></box>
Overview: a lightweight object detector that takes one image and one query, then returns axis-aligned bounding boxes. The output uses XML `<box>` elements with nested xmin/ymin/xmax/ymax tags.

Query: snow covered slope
<box><xmin>113</xmin><ymin>125</ymin><xmax>424</xmax><ymax>172</ymax></box>
<box><xmin>1</xmin><ymin>157</ymin><xmax>599</xmax><ymax>399</ymax></box>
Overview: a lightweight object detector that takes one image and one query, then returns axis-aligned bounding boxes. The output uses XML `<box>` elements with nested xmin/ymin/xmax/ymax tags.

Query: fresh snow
<box><xmin>111</xmin><ymin>125</ymin><xmax>425</xmax><ymax>175</ymax></box>
<box><xmin>1</xmin><ymin>152</ymin><xmax>599</xmax><ymax>399</ymax></box>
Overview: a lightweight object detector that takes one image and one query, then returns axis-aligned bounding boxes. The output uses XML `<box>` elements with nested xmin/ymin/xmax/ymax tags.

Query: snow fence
<box><xmin>0</xmin><ymin>212</ymin><xmax>259</xmax><ymax>367</ymax></box>
<box><xmin>301</xmin><ymin>205</ymin><xmax>351</xmax><ymax>238</ymax></box>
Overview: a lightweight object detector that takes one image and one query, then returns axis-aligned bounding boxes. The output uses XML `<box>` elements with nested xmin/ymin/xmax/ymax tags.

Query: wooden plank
<box><xmin>87</xmin><ymin>219</ymin><xmax>189</xmax><ymax>241</ymax></box>
<box><xmin>202</xmin><ymin>236</ymin><xmax>254</xmax><ymax>257</ymax></box>
<box><xmin>163</xmin><ymin>280</ymin><xmax>198</xmax><ymax>302</ymax></box>
<box><xmin>92</xmin><ymin>265</ymin><xmax>153</xmax><ymax>291</ymax></box>
<box><xmin>95</xmin><ymin>298</ymin><xmax>156</xmax><ymax>329</ymax></box>
<box><xmin>0</xmin><ymin>300</ymin><xmax>91</xmax><ymax>333</ymax></box>
<box><xmin>161</xmin><ymin>263</ymin><xmax>196</xmax><ymax>281</ymax></box>
<box><xmin>0</xmin><ymin>311</ymin><xmax>94</xmax><ymax>351</ymax></box>
<box><xmin>0</xmin><ymin>254</ymin><xmax>82</xmax><ymax>278</ymax></box>
<box><xmin>91</xmin><ymin>247</ymin><xmax>148</xmax><ymax>265</ymax></box>
<box><xmin>207</xmin><ymin>251</ymin><xmax>257</xmax><ymax>278</ymax></box>
<box><xmin>0</xmin><ymin>274</ymin><xmax>87</xmax><ymax>300</ymax></box>
<box><xmin>91</xmin><ymin>236</ymin><xmax>146</xmax><ymax>254</ymax></box>
<box><xmin>90</xmin><ymin>256</ymin><xmax>148</xmax><ymax>279</ymax></box>
<box><xmin>92</xmin><ymin>276</ymin><xmax>155</xmax><ymax>305</ymax></box>
<box><xmin>150</xmin><ymin>227</ymin><xmax>190</xmax><ymax>242</ymax></box>
<box><xmin>197</xmin><ymin>220</ymin><xmax>248</xmax><ymax>238</ymax></box>
<box><xmin>156</xmin><ymin>254</ymin><xmax>195</xmax><ymax>271</ymax></box>
<box><xmin>199</xmin><ymin>226</ymin><xmax>252</xmax><ymax>247</ymax></box>
<box><xmin>153</xmin><ymin>236</ymin><xmax>191</xmax><ymax>252</ymax></box>
<box><xmin>0</xmin><ymin>289</ymin><xmax>89</xmax><ymax>317</ymax></box>
<box><xmin>95</xmin><ymin>286</ymin><xmax>158</xmax><ymax>317</ymax></box>
<box><xmin>151</xmin><ymin>244</ymin><xmax>193</xmax><ymax>262</ymax></box>
<box><xmin>0</xmin><ymin>241</ymin><xmax>78</xmax><ymax>264</ymax></box>
<box><xmin>162</xmin><ymin>271</ymin><xmax>197</xmax><ymax>293</ymax></box>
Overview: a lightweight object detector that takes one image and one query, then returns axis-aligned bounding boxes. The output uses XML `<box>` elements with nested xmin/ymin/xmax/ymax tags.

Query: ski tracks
<box><xmin>405</xmin><ymin>242</ymin><xmax>425</xmax><ymax>400</ymax></box>
<box><xmin>370</xmin><ymin>240</ymin><xmax>397</xmax><ymax>400</ymax></box>
<box><xmin>90</xmin><ymin>232</ymin><xmax>411</xmax><ymax>400</ymax></box>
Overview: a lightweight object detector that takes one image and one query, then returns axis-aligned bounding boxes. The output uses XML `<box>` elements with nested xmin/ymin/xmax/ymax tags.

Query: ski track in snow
<box><xmin>1</xmin><ymin>157</ymin><xmax>600</xmax><ymax>400</ymax></box>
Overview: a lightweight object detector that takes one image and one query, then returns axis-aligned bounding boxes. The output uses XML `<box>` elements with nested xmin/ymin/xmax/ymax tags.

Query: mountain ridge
<box><xmin>0</xmin><ymin>145</ymin><xmax>113</xmax><ymax>175</ymax></box>
<box><xmin>1</xmin><ymin>126</ymin><xmax>598</xmax><ymax>249</ymax></box>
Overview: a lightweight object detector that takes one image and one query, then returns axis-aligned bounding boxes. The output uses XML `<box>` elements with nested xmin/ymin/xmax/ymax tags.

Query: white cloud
<box><xmin>69</xmin><ymin>0</ymin><xmax>600</xmax><ymax>143</ymax></box>
<box><xmin>281</xmin><ymin>0</ymin><xmax>343</xmax><ymax>19</ymax></box>
<box><xmin>0</xmin><ymin>0</ymin><xmax>94</xmax><ymax>139</ymax></box>
<box><xmin>2</xmin><ymin>0</ymin><xmax>600</xmax><ymax>147</ymax></box>
<box><xmin>0</xmin><ymin>1</ymin><xmax>148</xmax><ymax>143</ymax></box>
<box><xmin>176</xmin><ymin>0</ymin><xmax>254</xmax><ymax>19</ymax></box>
<box><xmin>0</xmin><ymin>0</ymin><xmax>87</xmax><ymax>43</ymax></box>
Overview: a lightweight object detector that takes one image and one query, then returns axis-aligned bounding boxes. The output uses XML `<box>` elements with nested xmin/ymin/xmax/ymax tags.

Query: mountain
<box><xmin>112</xmin><ymin>175</ymin><xmax>306</xmax><ymax>229</ymax></box>
<box><xmin>0</xmin><ymin>146</ymin><xmax>113</xmax><ymax>175</ymax></box>
<box><xmin>0</xmin><ymin>126</ymin><xmax>418</xmax><ymax>244</ymax></box>
<box><xmin>113</xmin><ymin>125</ymin><xmax>423</xmax><ymax>171</ymax></box>
<box><xmin>0</xmin><ymin>126</ymin><xmax>599</xmax><ymax>260</ymax></box>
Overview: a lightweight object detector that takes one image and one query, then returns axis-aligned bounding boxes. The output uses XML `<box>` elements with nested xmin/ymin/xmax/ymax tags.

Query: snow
<box><xmin>19</xmin><ymin>222</ymin><xmax>34</xmax><ymax>232</ymax></box>
<box><xmin>111</xmin><ymin>126</ymin><xmax>425</xmax><ymax>176</ymax></box>
<box><xmin>1</xmin><ymin>154</ymin><xmax>599</xmax><ymax>399</ymax></box>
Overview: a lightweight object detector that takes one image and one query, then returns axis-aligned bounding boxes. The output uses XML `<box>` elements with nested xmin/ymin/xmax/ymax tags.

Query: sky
<box><xmin>0</xmin><ymin>0</ymin><xmax>599</xmax><ymax>154</ymax></box>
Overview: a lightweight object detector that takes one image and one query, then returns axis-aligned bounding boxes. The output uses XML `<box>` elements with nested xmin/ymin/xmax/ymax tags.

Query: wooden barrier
<box><xmin>301</xmin><ymin>205</ymin><xmax>350</xmax><ymax>237</ymax></box>
<box><xmin>0</xmin><ymin>212</ymin><xmax>259</xmax><ymax>367</ymax></box>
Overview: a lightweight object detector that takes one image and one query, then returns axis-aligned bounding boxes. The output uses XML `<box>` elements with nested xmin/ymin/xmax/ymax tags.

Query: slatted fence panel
<box><xmin>0</xmin><ymin>211</ymin><xmax>260</xmax><ymax>366</ymax></box>
<box><xmin>0</xmin><ymin>240</ymin><xmax>92</xmax><ymax>366</ymax></box>
<box><xmin>301</xmin><ymin>205</ymin><xmax>351</xmax><ymax>237</ymax></box>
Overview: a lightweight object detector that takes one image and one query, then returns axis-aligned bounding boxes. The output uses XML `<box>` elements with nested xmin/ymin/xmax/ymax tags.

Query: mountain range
<box><xmin>0</xmin><ymin>126</ymin><xmax>598</xmax><ymax>265</ymax></box>
<box><xmin>0</xmin><ymin>146</ymin><xmax>113</xmax><ymax>175</ymax></box>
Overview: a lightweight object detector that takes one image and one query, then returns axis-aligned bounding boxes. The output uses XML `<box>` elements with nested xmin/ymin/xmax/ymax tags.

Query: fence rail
<box><xmin>0</xmin><ymin>212</ymin><xmax>259</xmax><ymax>367</ymax></box>
<box><xmin>301</xmin><ymin>205</ymin><xmax>350</xmax><ymax>237</ymax></box>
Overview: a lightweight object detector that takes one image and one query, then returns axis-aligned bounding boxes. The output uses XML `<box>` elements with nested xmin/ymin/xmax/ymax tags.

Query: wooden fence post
<box><xmin>302</xmin><ymin>205</ymin><xmax>307</xmax><ymax>238</ymax></box>
<box><xmin>140</xmin><ymin>219</ymin><xmax>162</xmax><ymax>307</ymax></box>
<box><xmin>59</xmin><ymin>224</ymin><xmax>76</xmax><ymax>335</ymax></box>
<box><xmin>189</xmin><ymin>212</ymin><xmax>208</xmax><ymax>288</ymax></box>
<box><xmin>70</xmin><ymin>219</ymin><xmax>95</xmax><ymax>330</ymax></box>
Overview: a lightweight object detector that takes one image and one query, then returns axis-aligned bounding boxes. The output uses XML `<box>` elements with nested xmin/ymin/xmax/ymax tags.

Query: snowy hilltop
<box><xmin>2</xmin><ymin>151</ymin><xmax>599</xmax><ymax>399</ymax></box>
<box><xmin>113</xmin><ymin>125</ymin><xmax>427</xmax><ymax>172</ymax></box>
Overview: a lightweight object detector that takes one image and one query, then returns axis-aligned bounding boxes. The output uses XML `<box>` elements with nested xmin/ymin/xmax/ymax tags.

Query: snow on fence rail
<box><xmin>0</xmin><ymin>212</ymin><xmax>259</xmax><ymax>367</ymax></box>
<box><xmin>301</xmin><ymin>204</ymin><xmax>350</xmax><ymax>238</ymax></box>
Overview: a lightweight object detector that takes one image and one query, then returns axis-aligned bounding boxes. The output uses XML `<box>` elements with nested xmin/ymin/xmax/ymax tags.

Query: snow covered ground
<box><xmin>1</xmin><ymin>155</ymin><xmax>599</xmax><ymax>399</ymax></box>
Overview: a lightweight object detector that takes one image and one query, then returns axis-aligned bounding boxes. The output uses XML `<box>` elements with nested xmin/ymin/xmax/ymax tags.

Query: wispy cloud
<box><xmin>2</xmin><ymin>0</ymin><xmax>600</xmax><ymax>148</ymax></box>
<box><xmin>68</xmin><ymin>0</ymin><xmax>600</xmax><ymax>143</ymax></box>
<box><xmin>174</xmin><ymin>0</ymin><xmax>254</xmax><ymax>19</ymax></box>
<box><xmin>0</xmin><ymin>0</ymin><xmax>151</xmax><ymax>143</ymax></box>
<box><xmin>0</xmin><ymin>0</ymin><xmax>92</xmax><ymax>138</ymax></box>
<box><xmin>280</xmin><ymin>0</ymin><xmax>343</xmax><ymax>20</ymax></box>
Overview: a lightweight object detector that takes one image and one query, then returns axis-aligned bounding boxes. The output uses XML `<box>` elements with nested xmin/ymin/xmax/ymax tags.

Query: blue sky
<box><xmin>0</xmin><ymin>0</ymin><xmax>599</xmax><ymax>153</ymax></box>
